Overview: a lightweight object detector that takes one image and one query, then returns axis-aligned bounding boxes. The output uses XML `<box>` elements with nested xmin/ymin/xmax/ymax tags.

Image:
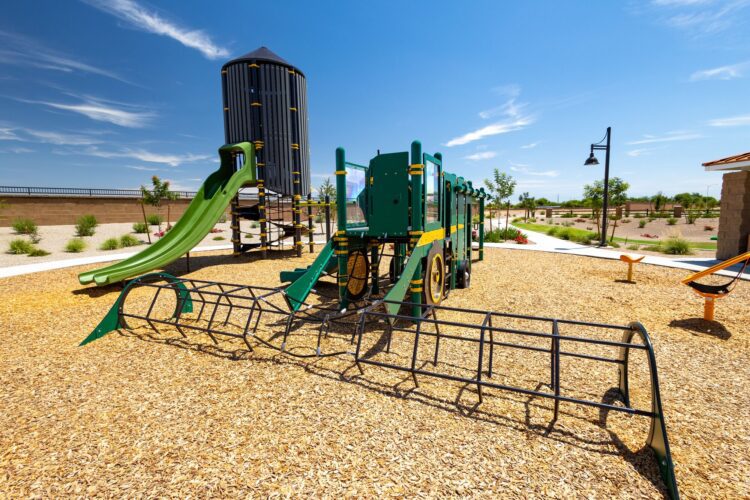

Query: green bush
<box><xmin>12</xmin><ymin>218</ymin><xmax>37</xmax><ymax>235</ymax></box>
<box><xmin>8</xmin><ymin>239</ymin><xmax>34</xmax><ymax>254</ymax></box>
<box><xmin>571</xmin><ymin>231</ymin><xmax>598</xmax><ymax>245</ymax></box>
<box><xmin>556</xmin><ymin>228</ymin><xmax>572</xmax><ymax>240</ymax></box>
<box><xmin>621</xmin><ymin>219</ymin><xmax>631</xmax><ymax>224</ymax></box>
<box><xmin>608</xmin><ymin>241</ymin><xmax>621</xmax><ymax>248</ymax></box>
<box><xmin>132</xmin><ymin>222</ymin><xmax>149</xmax><ymax>233</ymax></box>
<box><xmin>99</xmin><ymin>238</ymin><xmax>121</xmax><ymax>251</ymax></box>
<box><xmin>633</xmin><ymin>213</ymin><xmax>643</xmax><ymax>219</ymax></box>
<box><xmin>546</xmin><ymin>226</ymin><xmax>558</xmax><ymax>236</ymax></box>
<box><xmin>666</xmin><ymin>217</ymin><xmax>678</xmax><ymax>226</ymax></box>
<box><xmin>662</xmin><ymin>237</ymin><xmax>691</xmax><ymax>255</ymax></box>
<box><xmin>213</xmin><ymin>236</ymin><xmax>226</xmax><ymax>241</ymax></box>
<box><xmin>511</xmin><ymin>217</ymin><xmax>524</xmax><ymax>223</ymax></box>
<box><xmin>626</xmin><ymin>243</ymin><xmax>641</xmax><ymax>251</ymax></box>
<box><xmin>686</xmin><ymin>212</ymin><xmax>699</xmax><ymax>224</ymax></box>
<box><xmin>65</xmin><ymin>238</ymin><xmax>86</xmax><ymax>253</ymax></box>
<box><xmin>146</xmin><ymin>214</ymin><xmax>163</xmax><ymax>226</ymax></box>
<box><xmin>638</xmin><ymin>220</ymin><xmax>647</xmax><ymax>228</ymax></box>
<box><xmin>28</xmin><ymin>248</ymin><xmax>50</xmax><ymax>257</ymax></box>
<box><xmin>119</xmin><ymin>234</ymin><xmax>141</xmax><ymax>248</ymax></box>
<box><xmin>484</xmin><ymin>227</ymin><xmax>522</xmax><ymax>242</ymax></box>
<box><xmin>75</xmin><ymin>214</ymin><xmax>98</xmax><ymax>237</ymax></box>
<box><xmin>560</xmin><ymin>213</ymin><xmax>576</xmax><ymax>218</ymax></box>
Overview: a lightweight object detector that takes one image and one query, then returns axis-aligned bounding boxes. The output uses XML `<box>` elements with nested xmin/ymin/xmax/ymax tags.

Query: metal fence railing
<box><xmin>0</xmin><ymin>186</ymin><xmax>257</xmax><ymax>199</ymax></box>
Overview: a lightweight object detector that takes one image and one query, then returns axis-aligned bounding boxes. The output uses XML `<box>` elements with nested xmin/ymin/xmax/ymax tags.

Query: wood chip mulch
<box><xmin>1</xmin><ymin>248</ymin><xmax>748</xmax><ymax>498</ymax></box>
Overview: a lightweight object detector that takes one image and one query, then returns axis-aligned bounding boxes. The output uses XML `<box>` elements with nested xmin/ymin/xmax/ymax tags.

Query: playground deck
<box><xmin>1</xmin><ymin>248</ymin><xmax>748</xmax><ymax>497</ymax></box>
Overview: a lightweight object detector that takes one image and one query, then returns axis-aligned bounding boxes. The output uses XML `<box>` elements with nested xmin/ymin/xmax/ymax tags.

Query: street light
<box><xmin>584</xmin><ymin>126</ymin><xmax>612</xmax><ymax>247</ymax></box>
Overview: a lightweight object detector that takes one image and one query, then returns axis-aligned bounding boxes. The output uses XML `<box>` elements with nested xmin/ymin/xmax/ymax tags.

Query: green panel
<box><xmin>367</xmin><ymin>152</ymin><xmax>409</xmax><ymax>236</ymax></box>
<box><xmin>80</xmin><ymin>273</ymin><xmax>192</xmax><ymax>346</ymax></box>
<box><xmin>423</xmin><ymin>153</ymin><xmax>443</xmax><ymax>233</ymax></box>
<box><xmin>284</xmin><ymin>240</ymin><xmax>335</xmax><ymax>311</ymax></box>
<box><xmin>79</xmin><ymin>143</ymin><xmax>257</xmax><ymax>286</ymax></box>
<box><xmin>383</xmin><ymin>244</ymin><xmax>430</xmax><ymax>316</ymax></box>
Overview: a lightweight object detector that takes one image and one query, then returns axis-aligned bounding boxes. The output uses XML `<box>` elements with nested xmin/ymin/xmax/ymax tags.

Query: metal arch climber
<box><xmin>81</xmin><ymin>273</ymin><xmax>680</xmax><ymax>499</ymax></box>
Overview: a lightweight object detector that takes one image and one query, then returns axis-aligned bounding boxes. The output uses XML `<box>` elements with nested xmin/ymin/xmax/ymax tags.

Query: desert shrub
<box><xmin>648</xmin><ymin>217</ymin><xmax>656</xmax><ymax>222</ymax></box>
<box><xmin>12</xmin><ymin>218</ymin><xmax>38</xmax><ymax>235</ymax></box>
<box><xmin>686</xmin><ymin>212</ymin><xmax>699</xmax><ymax>224</ymax></box>
<box><xmin>627</xmin><ymin>243</ymin><xmax>641</xmax><ymax>251</ymax></box>
<box><xmin>75</xmin><ymin>214</ymin><xmax>98</xmax><ymax>237</ymax></box>
<box><xmin>638</xmin><ymin>220</ymin><xmax>647</xmax><ymax>228</ymax></box>
<box><xmin>8</xmin><ymin>239</ymin><xmax>34</xmax><ymax>254</ymax></box>
<box><xmin>560</xmin><ymin>213</ymin><xmax>576</xmax><ymax>218</ymax></box>
<box><xmin>119</xmin><ymin>234</ymin><xmax>141</xmax><ymax>248</ymax></box>
<box><xmin>586</xmin><ymin>226</ymin><xmax>593</xmax><ymax>231</ymax></box>
<box><xmin>621</xmin><ymin>219</ymin><xmax>631</xmax><ymax>224</ymax></box>
<box><xmin>511</xmin><ymin>217</ymin><xmax>524</xmax><ymax>223</ymax></box>
<box><xmin>485</xmin><ymin>227</ymin><xmax>522</xmax><ymax>242</ymax></box>
<box><xmin>572</xmin><ymin>231</ymin><xmax>598</xmax><ymax>245</ymax></box>
<box><xmin>561</xmin><ymin>221</ymin><xmax>574</xmax><ymax>227</ymax></box>
<box><xmin>132</xmin><ymin>222</ymin><xmax>149</xmax><ymax>233</ymax></box>
<box><xmin>213</xmin><ymin>236</ymin><xmax>226</xmax><ymax>241</ymax></box>
<box><xmin>99</xmin><ymin>238</ymin><xmax>121</xmax><ymax>251</ymax></box>
<box><xmin>608</xmin><ymin>241</ymin><xmax>621</xmax><ymax>248</ymax></box>
<box><xmin>662</xmin><ymin>237</ymin><xmax>691</xmax><ymax>255</ymax></box>
<box><xmin>666</xmin><ymin>217</ymin><xmax>678</xmax><ymax>226</ymax></box>
<box><xmin>146</xmin><ymin>214</ymin><xmax>163</xmax><ymax>226</ymax></box>
<box><xmin>65</xmin><ymin>238</ymin><xmax>86</xmax><ymax>253</ymax></box>
<box><xmin>574</xmin><ymin>218</ymin><xmax>587</xmax><ymax>223</ymax></box>
<box><xmin>28</xmin><ymin>248</ymin><xmax>50</xmax><ymax>257</ymax></box>
<box><xmin>633</xmin><ymin>213</ymin><xmax>643</xmax><ymax>219</ymax></box>
<box><xmin>556</xmin><ymin>228</ymin><xmax>572</xmax><ymax>240</ymax></box>
<box><xmin>704</xmin><ymin>225</ymin><xmax>715</xmax><ymax>231</ymax></box>
<box><xmin>546</xmin><ymin>227</ymin><xmax>559</xmax><ymax>236</ymax></box>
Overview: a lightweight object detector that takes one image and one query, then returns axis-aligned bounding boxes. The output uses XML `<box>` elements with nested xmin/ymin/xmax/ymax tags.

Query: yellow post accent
<box><xmin>410</xmin><ymin>279</ymin><xmax>423</xmax><ymax>284</ymax></box>
<box><xmin>251</xmin><ymin>102</ymin><xmax>262</xmax><ymax>107</ymax></box>
<box><xmin>335</xmin><ymin>170</ymin><xmax>347</xmax><ymax>175</ymax></box>
<box><xmin>257</xmin><ymin>163</ymin><xmax>265</xmax><ymax>166</ymax></box>
<box><xmin>223</xmin><ymin>107</ymin><xmax>229</xmax><ymax>111</ymax></box>
<box><xmin>221</xmin><ymin>70</ymin><xmax>227</xmax><ymax>74</ymax></box>
<box><xmin>249</xmin><ymin>63</ymin><xmax>260</xmax><ymax>68</ymax></box>
<box><xmin>289</xmin><ymin>107</ymin><xmax>297</xmax><ymax>111</ymax></box>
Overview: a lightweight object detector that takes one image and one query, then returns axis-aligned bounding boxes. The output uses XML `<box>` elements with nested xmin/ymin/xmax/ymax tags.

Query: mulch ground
<box><xmin>1</xmin><ymin>248</ymin><xmax>748</xmax><ymax>498</ymax></box>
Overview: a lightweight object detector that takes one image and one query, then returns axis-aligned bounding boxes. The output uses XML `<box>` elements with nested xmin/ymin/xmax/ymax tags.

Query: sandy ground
<box><xmin>0</xmin><ymin>220</ymin><xmax>330</xmax><ymax>268</ymax></box>
<box><xmin>1</xmin><ymin>248</ymin><xmax>748</xmax><ymax>497</ymax></box>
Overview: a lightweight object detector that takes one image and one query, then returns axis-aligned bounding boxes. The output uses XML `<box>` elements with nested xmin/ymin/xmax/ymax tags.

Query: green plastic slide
<box><xmin>78</xmin><ymin>142</ymin><xmax>257</xmax><ymax>286</ymax></box>
<box><xmin>283</xmin><ymin>240</ymin><xmax>335</xmax><ymax>311</ymax></box>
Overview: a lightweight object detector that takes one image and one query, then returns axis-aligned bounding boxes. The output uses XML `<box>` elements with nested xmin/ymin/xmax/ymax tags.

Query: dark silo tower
<box><xmin>221</xmin><ymin>47</ymin><xmax>310</xmax><ymax>257</ymax></box>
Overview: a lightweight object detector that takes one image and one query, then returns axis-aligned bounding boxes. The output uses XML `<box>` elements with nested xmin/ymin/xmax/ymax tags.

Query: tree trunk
<box><xmin>141</xmin><ymin>202</ymin><xmax>151</xmax><ymax>244</ymax></box>
<box><xmin>488</xmin><ymin>207</ymin><xmax>493</xmax><ymax>232</ymax></box>
<box><xmin>504</xmin><ymin>201</ymin><xmax>510</xmax><ymax>242</ymax></box>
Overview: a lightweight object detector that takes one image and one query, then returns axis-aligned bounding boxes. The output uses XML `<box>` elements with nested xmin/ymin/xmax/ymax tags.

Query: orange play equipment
<box><xmin>681</xmin><ymin>251</ymin><xmax>750</xmax><ymax>321</ymax></box>
<box><xmin>619</xmin><ymin>254</ymin><xmax>645</xmax><ymax>282</ymax></box>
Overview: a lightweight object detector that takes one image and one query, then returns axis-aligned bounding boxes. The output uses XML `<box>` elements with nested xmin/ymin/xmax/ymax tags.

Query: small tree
<box><xmin>494</xmin><ymin>170</ymin><xmax>516</xmax><ymax>238</ymax></box>
<box><xmin>482</xmin><ymin>179</ymin><xmax>497</xmax><ymax>231</ymax></box>
<box><xmin>583</xmin><ymin>181</ymin><xmax>604</xmax><ymax>236</ymax></box>
<box><xmin>140</xmin><ymin>176</ymin><xmax>173</xmax><ymax>243</ymax></box>
<box><xmin>317</xmin><ymin>177</ymin><xmax>336</xmax><ymax>231</ymax></box>
<box><xmin>518</xmin><ymin>192</ymin><xmax>536</xmax><ymax>222</ymax></box>
<box><xmin>606</xmin><ymin>178</ymin><xmax>630</xmax><ymax>241</ymax></box>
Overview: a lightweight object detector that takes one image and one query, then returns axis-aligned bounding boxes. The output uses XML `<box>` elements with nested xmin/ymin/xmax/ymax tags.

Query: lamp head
<box><xmin>584</xmin><ymin>151</ymin><xmax>599</xmax><ymax>166</ymax></box>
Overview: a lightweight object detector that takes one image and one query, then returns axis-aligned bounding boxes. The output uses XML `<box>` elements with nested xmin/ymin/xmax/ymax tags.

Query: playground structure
<box><xmin>81</xmin><ymin>140</ymin><xmax>679</xmax><ymax>498</ymax></box>
<box><xmin>681</xmin><ymin>251</ymin><xmax>750</xmax><ymax>320</ymax></box>
<box><xmin>72</xmin><ymin>44</ymin><xmax>681</xmax><ymax>497</ymax></box>
<box><xmin>282</xmin><ymin>141</ymin><xmax>487</xmax><ymax>318</ymax></box>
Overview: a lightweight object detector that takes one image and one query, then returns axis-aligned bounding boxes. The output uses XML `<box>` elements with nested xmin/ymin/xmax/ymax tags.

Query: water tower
<box><xmin>221</xmin><ymin>46</ymin><xmax>310</xmax><ymax>257</ymax></box>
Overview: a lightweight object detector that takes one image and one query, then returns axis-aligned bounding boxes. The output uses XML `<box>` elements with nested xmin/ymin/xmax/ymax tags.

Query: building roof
<box><xmin>703</xmin><ymin>152</ymin><xmax>750</xmax><ymax>172</ymax></box>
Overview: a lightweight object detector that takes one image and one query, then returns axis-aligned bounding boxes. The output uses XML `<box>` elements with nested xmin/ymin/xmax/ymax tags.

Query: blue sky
<box><xmin>1</xmin><ymin>0</ymin><xmax>748</xmax><ymax>200</ymax></box>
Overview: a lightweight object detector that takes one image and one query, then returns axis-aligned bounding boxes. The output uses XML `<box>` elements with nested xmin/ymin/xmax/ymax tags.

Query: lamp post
<box><xmin>584</xmin><ymin>126</ymin><xmax>611</xmax><ymax>247</ymax></box>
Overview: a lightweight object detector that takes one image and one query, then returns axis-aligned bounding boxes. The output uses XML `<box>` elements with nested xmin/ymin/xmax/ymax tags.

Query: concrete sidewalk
<box><xmin>487</xmin><ymin>220</ymin><xmax>750</xmax><ymax>281</ymax></box>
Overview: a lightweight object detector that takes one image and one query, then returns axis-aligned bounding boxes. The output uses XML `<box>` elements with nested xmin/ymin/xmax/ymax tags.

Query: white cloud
<box><xmin>445</xmin><ymin>116</ymin><xmax>534</xmax><ymax>147</ymax></box>
<box><xmin>707</xmin><ymin>114</ymin><xmax>750</xmax><ymax>126</ymax></box>
<box><xmin>652</xmin><ymin>0</ymin><xmax>750</xmax><ymax>35</ymax></box>
<box><xmin>463</xmin><ymin>151</ymin><xmax>497</xmax><ymax>161</ymax></box>
<box><xmin>125</xmin><ymin>164</ymin><xmax>161</xmax><ymax>171</ymax></box>
<box><xmin>1</xmin><ymin>146</ymin><xmax>34</xmax><ymax>153</ymax></box>
<box><xmin>0</xmin><ymin>125</ymin><xmax>102</xmax><ymax>145</ymax></box>
<box><xmin>84</xmin><ymin>0</ymin><xmax>229</xmax><ymax>60</ymax></box>
<box><xmin>627</xmin><ymin>131</ymin><xmax>702</xmax><ymax>145</ymax></box>
<box><xmin>690</xmin><ymin>61</ymin><xmax>749</xmax><ymax>81</ymax></box>
<box><xmin>83</xmin><ymin>146</ymin><xmax>211</xmax><ymax>166</ymax></box>
<box><xmin>510</xmin><ymin>163</ymin><xmax>559</xmax><ymax>177</ymax></box>
<box><xmin>0</xmin><ymin>30</ymin><xmax>132</xmax><ymax>84</ymax></box>
<box><xmin>22</xmin><ymin>95</ymin><xmax>154</xmax><ymax>128</ymax></box>
<box><xmin>627</xmin><ymin>148</ymin><xmax>656</xmax><ymax>157</ymax></box>
<box><xmin>521</xmin><ymin>142</ymin><xmax>539</xmax><ymax>149</ymax></box>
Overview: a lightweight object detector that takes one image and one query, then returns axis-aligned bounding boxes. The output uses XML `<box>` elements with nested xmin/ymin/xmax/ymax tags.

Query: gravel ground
<box><xmin>1</xmin><ymin>248</ymin><xmax>748</xmax><ymax>497</ymax></box>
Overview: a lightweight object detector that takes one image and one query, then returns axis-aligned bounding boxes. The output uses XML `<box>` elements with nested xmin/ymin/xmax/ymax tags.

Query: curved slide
<box><xmin>79</xmin><ymin>142</ymin><xmax>257</xmax><ymax>286</ymax></box>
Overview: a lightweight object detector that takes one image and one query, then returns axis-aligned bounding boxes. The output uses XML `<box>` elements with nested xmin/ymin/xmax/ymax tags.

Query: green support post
<box><xmin>370</xmin><ymin>243</ymin><xmax>379</xmax><ymax>295</ymax></box>
<box><xmin>410</xmin><ymin>140</ymin><xmax>423</xmax><ymax>318</ymax></box>
<box><xmin>335</xmin><ymin>147</ymin><xmax>349</xmax><ymax>309</ymax></box>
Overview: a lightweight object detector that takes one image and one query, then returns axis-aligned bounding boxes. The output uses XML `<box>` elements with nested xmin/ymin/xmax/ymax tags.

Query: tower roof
<box><xmin>222</xmin><ymin>46</ymin><xmax>303</xmax><ymax>76</ymax></box>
